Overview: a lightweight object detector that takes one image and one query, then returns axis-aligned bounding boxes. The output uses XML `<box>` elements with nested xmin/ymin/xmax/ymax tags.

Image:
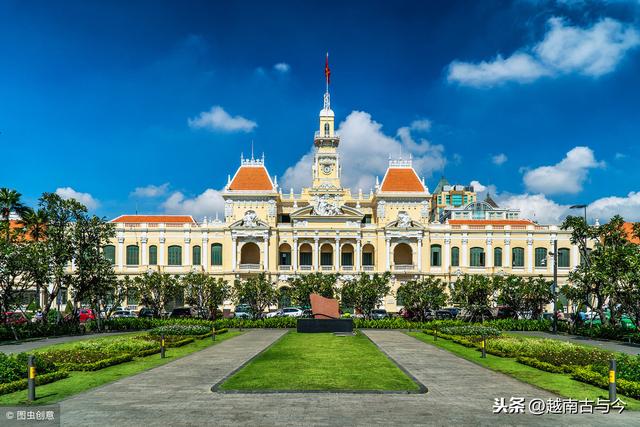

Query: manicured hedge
<box><xmin>0</xmin><ymin>352</ymin><xmax>57</xmax><ymax>384</ymax></box>
<box><xmin>57</xmin><ymin>354</ymin><xmax>134</xmax><ymax>372</ymax></box>
<box><xmin>572</xmin><ymin>367</ymin><xmax>640</xmax><ymax>399</ymax></box>
<box><xmin>0</xmin><ymin>370</ymin><xmax>69</xmax><ymax>396</ymax></box>
<box><xmin>439</xmin><ymin>325</ymin><xmax>501</xmax><ymax>337</ymax></box>
<box><xmin>516</xmin><ymin>356</ymin><xmax>573</xmax><ymax>374</ymax></box>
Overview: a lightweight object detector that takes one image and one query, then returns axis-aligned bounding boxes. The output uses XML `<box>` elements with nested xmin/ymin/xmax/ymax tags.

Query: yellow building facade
<box><xmin>109</xmin><ymin>86</ymin><xmax>580</xmax><ymax>312</ymax></box>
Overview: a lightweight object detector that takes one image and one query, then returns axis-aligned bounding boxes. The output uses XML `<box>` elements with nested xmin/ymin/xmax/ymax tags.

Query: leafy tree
<box><xmin>562</xmin><ymin>215</ymin><xmax>638</xmax><ymax>326</ymax></box>
<box><xmin>232</xmin><ymin>273</ymin><xmax>278</xmax><ymax>319</ymax></box>
<box><xmin>449</xmin><ymin>274</ymin><xmax>494</xmax><ymax>322</ymax></box>
<box><xmin>182</xmin><ymin>272</ymin><xmax>230</xmax><ymax>320</ymax></box>
<box><xmin>68</xmin><ymin>214</ymin><xmax>117</xmax><ymax>328</ymax></box>
<box><xmin>495</xmin><ymin>275</ymin><xmax>553</xmax><ymax>319</ymax></box>
<box><xmin>340</xmin><ymin>272</ymin><xmax>391</xmax><ymax>318</ymax></box>
<box><xmin>395</xmin><ymin>276</ymin><xmax>447</xmax><ymax>321</ymax></box>
<box><xmin>0</xmin><ymin>240</ymin><xmax>32</xmax><ymax>327</ymax></box>
<box><xmin>21</xmin><ymin>208</ymin><xmax>50</xmax><ymax>309</ymax></box>
<box><xmin>99</xmin><ymin>276</ymin><xmax>133</xmax><ymax>319</ymax></box>
<box><xmin>132</xmin><ymin>272</ymin><xmax>182</xmax><ymax>317</ymax></box>
<box><xmin>39</xmin><ymin>193</ymin><xmax>86</xmax><ymax>321</ymax></box>
<box><xmin>287</xmin><ymin>272</ymin><xmax>337</xmax><ymax>307</ymax></box>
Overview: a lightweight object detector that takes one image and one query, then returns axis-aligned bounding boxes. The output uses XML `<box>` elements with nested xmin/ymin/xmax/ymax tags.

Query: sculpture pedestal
<box><xmin>296</xmin><ymin>318</ymin><xmax>354</xmax><ymax>333</ymax></box>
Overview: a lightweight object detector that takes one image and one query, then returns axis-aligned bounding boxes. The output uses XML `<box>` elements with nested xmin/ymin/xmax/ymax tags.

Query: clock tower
<box><xmin>312</xmin><ymin>53</ymin><xmax>342</xmax><ymax>191</ymax></box>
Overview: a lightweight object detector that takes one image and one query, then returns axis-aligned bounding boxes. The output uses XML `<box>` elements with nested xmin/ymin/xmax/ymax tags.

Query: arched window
<box><xmin>148</xmin><ymin>245</ymin><xmax>157</xmax><ymax>265</ymax></box>
<box><xmin>299</xmin><ymin>243</ymin><xmax>312</xmax><ymax>266</ymax></box>
<box><xmin>103</xmin><ymin>245</ymin><xmax>115</xmax><ymax>265</ymax></box>
<box><xmin>558</xmin><ymin>248</ymin><xmax>570</xmax><ymax>268</ymax></box>
<box><xmin>451</xmin><ymin>246</ymin><xmax>460</xmax><ymax>267</ymax></box>
<box><xmin>394</xmin><ymin>243</ymin><xmax>413</xmax><ymax>265</ymax></box>
<box><xmin>320</xmin><ymin>243</ymin><xmax>333</xmax><ymax>266</ymax></box>
<box><xmin>535</xmin><ymin>247</ymin><xmax>547</xmax><ymax>267</ymax></box>
<box><xmin>126</xmin><ymin>245</ymin><xmax>139</xmax><ymax>265</ymax></box>
<box><xmin>470</xmin><ymin>247</ymin><xmax>485</xmax><ymax>267</ymax></box>
<box><xmin>168</xmin><ymin>245</ymin><xmax>182</xmax><ymax>266</ymax></box>
<box><xmin>512</xmin><ymin>247</ymin><xmax>524</xmax><ymax>267</ymax></box>
<box><xmin>494</xmin><ymin>247</ymin><xmax>503</xmax><ymax>267</ymax></box>
<box><xmin>240</xmin><ymin>242</ymin><xmax>260</xmax><ymax>265</ymax></box>
<box><xmin>279</xmin><ymin>243</ymin><xmax>291</xmax><ymax>266</ymax></box>
<box><xmin>341</xmin><ymin>243</ymin><xmax>354</xmax><ymax>266</ymax></box>
<box><xmin>324</xmin><ymin>122</ymin><xmax>330</xmax><ymax>136</ymax></box>
<box><xmin>211</xmin><ymin>243</ymin><xmax>223</xmax><ymax>266</ymax></box>
<box><xmin>362</xmin><ymin>244</ymin><xmax>375</xmax><ymax>266</ymax></box>
<box><xmin>192</xmin><ymin>245</ymin><xmax>201</xmax><ymax>266</ymax></box>
<box><xmin>430</xmin><ymin>244</ymin><xmax>441</xmax><ymax>267</ymax></box>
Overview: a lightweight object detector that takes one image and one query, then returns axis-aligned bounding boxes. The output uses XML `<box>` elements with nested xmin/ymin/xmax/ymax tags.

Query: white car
<box><xmin>281</xmin><ymin>307</ymin><xmax>303</xmax><ymax>318</ymax></box>
<box><xmin>112</xmin><ymin>310</ymin><xmax>136</xmax><ymax>318</ymax></box>
<box><xmin>265</xmin><ymin>310</ymin><xmax>283</xmax><ymax>318</ymax></box>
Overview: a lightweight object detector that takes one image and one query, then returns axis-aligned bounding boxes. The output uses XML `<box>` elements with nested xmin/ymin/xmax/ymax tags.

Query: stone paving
<box><xmin>57</xmin><ymin>330</ymin><xmax>635</xmax><ymax>426</ymax></box>
<box><xmin>510</xmin><ymin>330</ymin><xmax>640</xmax><ymax>355</ymax></box>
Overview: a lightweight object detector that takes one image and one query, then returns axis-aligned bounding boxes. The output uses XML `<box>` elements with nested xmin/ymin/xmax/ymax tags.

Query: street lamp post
<box><xmin>552</xmin><ymin>239</ymin><xmax>558</xmax><ymax>334</ymax></box>
<box><xmin>569</xmin><ymin>204</ymin><xmax>587</xmax><ymax>224</ymax></box>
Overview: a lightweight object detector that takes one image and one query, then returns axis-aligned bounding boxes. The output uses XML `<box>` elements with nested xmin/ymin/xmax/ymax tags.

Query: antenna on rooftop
<box><xmin>251</xmin><ymin>140</ymin><xmax>254</xmax><ymax>160</ymax></box>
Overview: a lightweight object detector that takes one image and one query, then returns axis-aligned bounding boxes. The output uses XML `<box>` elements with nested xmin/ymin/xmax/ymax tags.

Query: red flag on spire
<box><xmin>325</xmin><ymin>52</ymin><xmax>331</xmax><ymax>86</ymax></box>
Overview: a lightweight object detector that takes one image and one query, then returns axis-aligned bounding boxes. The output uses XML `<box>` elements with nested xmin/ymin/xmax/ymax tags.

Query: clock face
<box><xmin>322</xmin><ymin>164</ymin><xmax>333</xmax><ymax>175</ymax></box>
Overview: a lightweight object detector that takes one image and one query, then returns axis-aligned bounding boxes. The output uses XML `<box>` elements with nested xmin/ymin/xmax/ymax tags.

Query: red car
<box><xmin>64</xmin><ymin>308</ymin><xmax>96</xmax><ymax>323</ymax></box>
<box><xmin>3</xmin><ymin>311</ymin><xmax>28</xmax><ymax>325</ymax></box>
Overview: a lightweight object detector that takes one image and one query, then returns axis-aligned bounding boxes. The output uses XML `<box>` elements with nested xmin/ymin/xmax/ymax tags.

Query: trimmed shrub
<box><xmin>57</xmin><ymin>354</ymin><xmax>133</xmax><ymax>372</ymax></box>
<box><xmin>439</xmin><ymin>325</ymin><xmax>501</xmax><ymax>337</ymax></box>
<box><xmin>149</xmin><ymin>324</ymin><xmax>212</xmax><ymax>336</ymax></box>
<box><xmin>0</xmin><ymin>370</ymin><xmax>69</xmax><ymax>396</ymax></box>
<box><xmin>517</xmin><ymin>356</ymin><xmax>573</xmax><ymax>374</ymax></box>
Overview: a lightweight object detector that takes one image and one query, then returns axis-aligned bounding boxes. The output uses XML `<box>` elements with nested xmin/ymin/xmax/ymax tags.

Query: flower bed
<box><xmin>149</xmin><ymin>324</ymin><xmax>212</xmax><ymax>336</ymax></box>
<box><xmin>438</xmin><ymin>325</ymin><xmax>501</xmax><ymax>337</ymax></box>
<box><xmin>0</xmin><ymin>353</ymin><xmax>57</xmax><ymax>384</ymax></box>
<box><xmin>0</xmin><ymin>370</ymin><xmax>69</xmax><ymax>396</ymax></box>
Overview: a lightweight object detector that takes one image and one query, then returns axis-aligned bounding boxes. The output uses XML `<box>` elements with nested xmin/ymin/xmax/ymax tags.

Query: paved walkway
<box><xmin>510</xmin><ymin>331</ymin><xmax>640</xmax><ymax>355</ymax></box>
<box><xmin>0</xmin><ymin>331</ymin><xmax>137</xmax><ymax>354</ymax></box>
<box><xmin>58</xmin><ymin>330</ymin><xmax>633</xmax><ymax>426</ymax></box>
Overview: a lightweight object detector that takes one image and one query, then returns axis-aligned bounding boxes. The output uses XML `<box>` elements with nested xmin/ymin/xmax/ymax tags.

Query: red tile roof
<box><xmin>111</xmin><ymin>215</ymin><xmax>195</xmax><ymax>223</ymax></box>
<box><xmin>448</xmin><ymin>219</ymin><xmax>534</xmax><ymax>226</ymax></box>
<box><xmin>623</xmin><ymin>222</ymin><xmax>640</xmax><ymax>244</ymax></box>
<box><xmin>228</xmin><ymin>166</ymin><xmax>274</xmax><ymax>191</ymax></box>
<box><xmin>380</xmin><ymin>168</ymin><xmax>425</xmax><ymax>192</ymax></box>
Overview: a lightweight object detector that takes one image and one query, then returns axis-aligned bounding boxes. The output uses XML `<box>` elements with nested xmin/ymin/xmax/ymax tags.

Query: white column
<box><xmin>550</xmin><ymin>237</ymin><xmax>557</xmax><ymax>272</ymax></box>
<box><xmin>461</xmin><ymin>234</ymin><xmax>468</xmax><ymax>267</ymax></box>
<box><xmin>158</xmin><ymin>233</ymin><xmax>165</xmax><ymax>265</ymax></box>
<box><xmin>263</xmin><ymin>235</ymin><xmax>269</xmax><ymax>271</ymax></box>
<box><xmin>486</xmin><ymin>235</ymin><xmax>493</xmax><ymax>268</ymax></box>
<box><xmin>184</xmin><ymin>238</ymin><xmax>191</xmax><ymax>266</ymax></box>
<box><xmin>141</xmin><ymin>237</ymin><xmax>148</xmax><ymax>266</ymax></box>
<box><xmin>231</xmin><ymin>236</ymin><xmax>237</xmax><ymax>272</ymax></box>
<box><xmin>504</xmin><ymin>235</ymin><xmax>511</xmax><ymax>267</ymax></box>
<box><xmin>572</xmin><ymin>244</ymin><xmax>579</xmax><ymax>268</ymax></box>
<box><xmin>117</xmin><ymin>237</ymin><xmax>124</xmax><ymax>270</ymax></box>
<box><xmin>356</xmin><ymin>238</ymin><xmax>362</xmax><ymax>271</ymax></box>
<box><xmin>527</xmin><ymin>235</ymin><xmax>533</xmax><ymax>272</ymax></box>
<box><xmin>293</xmin><ymin>237</ymin><xmax>298</xmax><ymax>271</ymax></box>
<box><xmin>314</xmin><ymin>237</ymin><xmax>319</xmax><ymax>270</ymax></box>
<box><xmin>202</xmin><ymin>235</ymin><xmax>209</xmax><ymax>269</ymax></box>
<box><xmin>385</xmin><ymin>237</ymin><xmax>391</xmax><ymax>271</ymax></box>
<box><xmin>444</xmin><ymin>235</ymin><xmax>451</xmax><ymax>270</ymax></box>
<box><xmin>335</xmin><ymin>237</ymin><xmax>340</xmax><ymax>270</ymax></box>
<box><xmin>417</xmin><ymin>237</ymin><xmax>422</xmax><ymax>271</ymax></box>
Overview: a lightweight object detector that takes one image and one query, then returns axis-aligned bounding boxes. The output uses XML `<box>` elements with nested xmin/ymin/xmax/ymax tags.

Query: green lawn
<box><xmin>407</xmin><ymin>332</ymin><xmax>640</xmax><ymax>411</ymax></box>
<box><xmin>219</xmin><ymin>331</ymin><xmax>420</xmax><ymax>391</ymax></box>
<box><xmin>0</xmin><ymin>331</ymin><xmax>241</xmax><ymax>405</ymax></box>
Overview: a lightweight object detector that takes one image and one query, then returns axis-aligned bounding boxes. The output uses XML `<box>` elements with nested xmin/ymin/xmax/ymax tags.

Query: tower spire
<box><xmin>323</xmin><ymin>52</ymin><xmax>331</xmax><ymax>111</ymax></box>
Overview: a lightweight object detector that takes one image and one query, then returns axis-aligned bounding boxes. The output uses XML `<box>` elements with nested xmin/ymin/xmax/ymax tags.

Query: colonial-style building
<box><xmin>107</xmin><ymin>82</ymin><xmax>580</xmax><ymax>312</ymax></box>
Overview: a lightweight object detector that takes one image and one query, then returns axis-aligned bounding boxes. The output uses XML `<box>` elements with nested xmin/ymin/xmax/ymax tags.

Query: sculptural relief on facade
<box><xmin>241</xmin><ymin>210</ymin><xmax>259</xmax><ymax>227</ymax></box>
<box><xmin>312</xmin><ymin>194</ymin><xmax>342</xmax><ymax>216</ymax></box>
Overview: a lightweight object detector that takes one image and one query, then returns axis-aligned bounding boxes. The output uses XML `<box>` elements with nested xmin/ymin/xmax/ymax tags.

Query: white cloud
<box><xmin>188</xmin><ymin>106</ymin><xmax>257</xmax><ymax>133</ymax></box>
<box><xmin>497</xmin><ymin>193</ymin><xmax>569</xmax><ymax>224</ymax></box>
<box><xmin>448</xmin><ymin>17</ymin><xmax>640</xmax><ymax>87</ymax></box>
<box><xmin>523</xmin><ymin>146</ymin><xmax>604</xmax><ymax>195</ymax></box>
<box><xmin>161</xmin><ymin>189</ymin><xmax>225</xmax><ymax>219</ymax></box>
<box><xmin>273</xmin><ymin>62</ymin><xmax>290</xmax><ymax>73</ymax></box>
<box><xmin>410</xmin><ymin>119</ymin><xmax>432</xmax><ymax>132</ymax></box>
<box><xmin>492</xmin><ymin>153</ymin><xmax>508</xmax><ymax>165</ymax></box>
<box><xmin>130</xmin><ymin>183</ymin><xmax>169</xmax><ymax>198</ymax></box>
<box><xmin>55</xmin><ymin>187</ymin><xmax>99</xmax><ymax>210</ymax></box>
<box><xmin>280</xmin><ymin>111</ymin><xmax>445</xmax><ymax>191</ymax></box>
<box><xmin>615</xmin><ymin>152</ymin><xmax>627</xmax><ymax>159</ymax></box>
<box><xmin>587</xmin><ymin>191</ymin><xmax>640</xmax><ymax>221</ymax></box>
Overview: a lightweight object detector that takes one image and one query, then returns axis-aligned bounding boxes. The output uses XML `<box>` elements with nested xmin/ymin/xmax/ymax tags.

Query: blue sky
<box><xmin>1</xmin><ymin>0</ymin><xmax>639</xmax><ymax>223</ymax></box>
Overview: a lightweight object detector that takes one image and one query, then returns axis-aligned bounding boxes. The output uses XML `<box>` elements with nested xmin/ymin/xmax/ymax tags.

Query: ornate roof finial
<box><xmin>251</xmin><ymin>140</ymin><xmax>254</xmax><ymax>160</ymax></box>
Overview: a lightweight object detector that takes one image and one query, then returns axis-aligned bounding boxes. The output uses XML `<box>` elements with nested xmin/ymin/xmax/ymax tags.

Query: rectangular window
<box><xmin>211</xmin><ymin>244</ymin><xmax>223</xmax><ymax>266</ymax></box>
<box><xmin>300</xmin><ymin>252</ymin><xmax>312</xmax><ymax>266</ymax></box>
<box><xmin>470</xmin><ymin>248</ymin><xmax>485</xmax><ymax>267</ymax></box>
<box><xmin>167</xmin><ymin>246</ymin><xmax>182</xmax><ymax>266</ymax></box>
<box><xmin>320</xmin><ymin>252</ymin><xmax>333</xmax><ymax>266</ymax></box>
<box><xmin>451</xmin><ymin>247</ymin><xmax>459</xmax><ymax>267</ymax></box>
<box><xmin>512</xmin><ymin>248</ymin><xmax>524</xmax><ymax>267</ymax></box>
<box><xmin>451</xmin><ymin>194</ymin><xmax>463</xmax><ymax>206</ymax></box>
<box><xmin>103</xmin><ymin>246</ymin><xmax>116</xmax><ymax>265</ymax></box>
<box><xmin>431</xmin><ymin>245</ymin><xmax>441</xmax><ymax>267</ymax></box>
<box><xmin>361</xmin><ymin>214</ymin><xmax>372</xmax><ymax>224</ymax></box>
<box><xmin>126</xmin><ymin>245</ymin><xmax>139</xmax><ymax>265</ymax></box>
<box><xmin>341</xmin><ymin>252</ymin><xmax>353</xmax><ymax>266</ymax></box>
<box><xmin>148</xmin><ymin>246</ymin><xmax>157</xmax><ymax>265</ymax></box>
<box><xmin>192</xmin><ymin>246</ymin><xmax>201</xmax><ymax>266</ymax></box>
<box><xmin>279</xmin><ymin>252</ymin><xmax>291</xmax><ymax>266</ymax></box>
<box><xmin>558</xmin><ymin>248</ymin><xmax>570</xmax><ymax>268</ymax></box>
<box><xmin>362</xmin><ymin>252</ymin><xmax>373</xmax><ymax>266</ymax></box>
<box><xmin>494</xmin><ymin>247</ymin><xmax>502</xmax><ymax>267</ymax></box>
<box><xmin>278</xmin><ymin>214</ymin><xmax>291</xmax><ymax>223</ymax></box>
<box><xmin>535</xmin><ymin>248</ymin><xmax>547</xmax><ymax>267</ymax></box>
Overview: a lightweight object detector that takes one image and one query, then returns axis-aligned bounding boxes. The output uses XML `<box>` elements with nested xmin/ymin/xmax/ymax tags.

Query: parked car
<box><xmin>137</xmin><ymin>308</ymin><xmax>157</xmax><ymax>318</ymax></box>
<box><xmin>435</xmin><ymin>310</ymin><xmax>453</xmax><ymax>320</ymax></box>
<box><xmin>78</xmin><ymin>309</ymin><xmax>96</xmax><ymax>323</ymax></box>
<box><xmin>3</xmin><ymin>311</ymin><xmax>28</xmax><ymax>326</ymax></box>
<box><xmin>112</xmin><ymin>310</ymin><xmax>136</xmax><ymax>318</ymax></box>
<box><xmin>441</xmin><ymin>307</ymin><xmax>460</xmax><ymax>319</ymax></box>
<box><xmin>169</xmin><ymin>307</ymin><xmax>198</xmax><ymax>318</ymax></box>
<box><xmin>371</xmin><ymin>309</ymin><xmax>388</xmax><ymax>320</ymax></box>
<box><xmin>265</xmin><ymin>309</ymin><xmax>283</xmax><ymax>318</ymax></box>
<box><xmin>301</xmin><ymin>309</ymin><xmax>313</xmax><ymax>318</ymax></box>
<box><xmin>493</xmin><ymin>306</ymin><xmax>517</xmax><ymax>319</ymax></box>
<box><xmin>281</xmin><ymin>307</ymin><xmax>304</xmax><ymax>318</ymax></box>
<box><xmin>234</xmin><ymin>304</ymin><xmax>253</xmax><ymax>319</ymax></box>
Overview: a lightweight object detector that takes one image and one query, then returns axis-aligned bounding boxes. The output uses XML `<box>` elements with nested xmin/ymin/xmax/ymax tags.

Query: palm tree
<box><xmin>0</xmin><ymin>188</ymin><xmax>28</xmax><ymax>241</ymax></box>
<box><xmin>21</xmin><ymin>208</ymin><xmax>48</xmax><ymax>242</ymax></box>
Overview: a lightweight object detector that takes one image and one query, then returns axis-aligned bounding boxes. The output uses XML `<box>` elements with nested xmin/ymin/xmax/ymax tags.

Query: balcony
<box><xmin>393</xmin><ymin>264</ymin><xmax>415</xmax><ymax>271</ymax></box>
<box><xmin>239</xmin><ymin>263</ymin><xmax>262</xmax><ymax>270</ymax></box>
<box><xmin>299</xmin><ymin>265</ymin><xmax>312</xmax><ymax>271</ymax></box>
<box><xmin>278</xmin><ymin>265</ymin><xmax>292</xmax><ymax>271</ymax></box>
<box><xmin>362</xmin><ymin>265</ymin><xmax>375</xmax><ymax>272</ymax></box>
<box><xmin>320</xmin><ymin>265</ymin><xmax>333</xmax><ymax>271</ymax></box>
<box><xmin>341</xmin><ymin>265</ymin><xmax>354</xmax><ymax>271</ymax></box>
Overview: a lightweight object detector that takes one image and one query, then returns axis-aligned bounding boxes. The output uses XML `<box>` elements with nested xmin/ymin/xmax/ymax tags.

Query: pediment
<box><xmin>290</xmin><ymin>204</ymin><xmax>364</xmax><ymax>220</ymax></box>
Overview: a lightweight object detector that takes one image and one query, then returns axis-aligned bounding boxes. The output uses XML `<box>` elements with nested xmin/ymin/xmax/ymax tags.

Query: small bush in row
<box><xmin>0</xmin><ymin>370</ymin><xmax>69</xmax><ymax>396</ymax></box>
<box><xmin>56</xmin><ymin>354</ymin><xmax>134</xmax><ymax>372</ymax></box>
<box><xmin>439</xmin><ymin>325</ymin><xmax>501</xmax><ymax>337</ymax></box>
<box><xmin>149</xmin><ymin>324</ymin><xmax>212</xmax><ymax>336</ymax></box>
<box><xmin>572</xmin><ymin>367</ymin><xmax>640</xmax><ymax>399</ymax></box>
<box><xmin>516</xmin><ymin>356</ymin><xmax>574</xmax><ymax>374</ymax></box>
